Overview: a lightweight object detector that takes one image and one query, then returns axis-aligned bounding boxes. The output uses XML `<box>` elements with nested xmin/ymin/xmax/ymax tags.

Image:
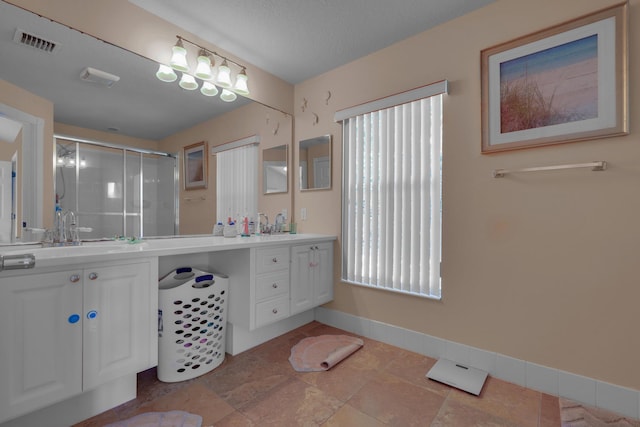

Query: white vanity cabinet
<box><xmin>254</xmin><ymin>246</ymin><xmax>291</xmax><ymax>328</ymax></box>
<box><xmin>0</xmin><ymin>258</ymin><xmax>157</xmax><ymax>424</ymax></box>
<box><xmin>290</xmin><ymin>242</ymin><xmax>333</xmax><ymax>315</ymax></box>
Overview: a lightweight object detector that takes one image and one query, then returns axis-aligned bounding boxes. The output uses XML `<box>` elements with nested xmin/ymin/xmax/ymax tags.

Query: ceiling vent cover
<box><xmin>13</xmin><ymin>28</ymin><xmax>60</xmax><ymax>53</ymax></box>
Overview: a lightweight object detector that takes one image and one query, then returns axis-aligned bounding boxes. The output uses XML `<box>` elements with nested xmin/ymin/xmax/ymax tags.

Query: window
<box><xmin>215</xmin><ymin>140</ymin><xmax>258</xmax><ymax>221</ymax></box>
<box><xmin>338</xmin><ymin>82</ymin><xmax>446</xmax><ymax>299</ymax></box>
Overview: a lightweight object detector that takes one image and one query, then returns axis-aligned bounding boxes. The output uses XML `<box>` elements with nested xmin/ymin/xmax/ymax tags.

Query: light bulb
<box><xmin>194</xmin><ymin>50</ymin><xmax>213</xmax><ymax>80</ymax></box>
<box><xmin>216</xmin><ymin>60</ymin><xmax>232</xmax><ymax>88</ymax></box>
<box><xmin>200</xmin><ymin>81</ymin><xmax>219</xmax><ymax>97</ymax></box>
<box><xmin>233</xmin><ymin>68</ymin><xmax>249</xmax><ymax>96</ymax></box>
<box><xmin>179</xmin><ymin>74</ymin><xmax>198</xmax><ymax>90</ymax></box>
<box><xmin>155</xmin><ymin>64</ymin><xmax>177</xmax><ymax>82</ymax></box>
<box><xmin>170</xmin><ymin>39</ymin><xmax>189</xmax><ymax>72</ymax></box>
<box><xmin>220</xmin><ymin>88</ymin><xmax>237</xmax><ymax>102</ymax></box>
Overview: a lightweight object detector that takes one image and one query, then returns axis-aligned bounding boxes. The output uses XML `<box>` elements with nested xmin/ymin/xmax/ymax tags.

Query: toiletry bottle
<box><xmin>241</xmin><ymin>216</ymin><xmax>250</xmax><ymax>237</ymax></box>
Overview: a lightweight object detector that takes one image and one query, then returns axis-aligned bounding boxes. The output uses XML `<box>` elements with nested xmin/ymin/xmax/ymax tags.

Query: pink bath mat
<box><xmin>104</xmin><ymin>410</ymin><xmax>202</xmax><ymax>427</ymax></box>
<box><xmin>289</xmin><ymin>334</ymin><xmax>364</xmax><ymax>372</ymax></box>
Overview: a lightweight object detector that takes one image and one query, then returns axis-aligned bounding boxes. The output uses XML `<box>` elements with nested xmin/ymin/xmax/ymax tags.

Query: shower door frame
<box><xmin>54</xmin><ymin>134</ymin><xmax>179</xmax><ymax>238</ymax></box>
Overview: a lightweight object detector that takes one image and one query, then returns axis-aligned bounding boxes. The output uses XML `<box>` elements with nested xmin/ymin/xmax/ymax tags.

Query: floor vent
<box><xmin>426</xmin><ymin>358</ymin><xmax>488</xmax><ymax>396</ymax></box>
<box><xmin>13</xmin><ymin>28</ymin><xmax>60</xmax><ymax>53</ymax></box>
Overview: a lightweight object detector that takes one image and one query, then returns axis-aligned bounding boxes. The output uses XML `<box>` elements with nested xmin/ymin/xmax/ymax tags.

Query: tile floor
<box><xmin>74</xmin><ymin>321</ymin><xmax>562</xmax><ymax>426</ymax></box>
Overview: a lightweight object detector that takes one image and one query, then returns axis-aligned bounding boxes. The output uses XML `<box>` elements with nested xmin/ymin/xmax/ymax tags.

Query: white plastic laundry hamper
<box><xmin>158</xmin><ymin>267</ymin><xmax>229</xmax><ymax>382</ymax></box>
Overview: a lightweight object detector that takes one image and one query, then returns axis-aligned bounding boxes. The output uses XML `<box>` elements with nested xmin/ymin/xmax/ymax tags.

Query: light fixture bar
<box><xmin>157</xmin><ymin>35</ymin><xmax>250</xmax><ymax>99</ymax></box>
<box><xmin>177</xmin><ymin>35</ymin><xmax>246</xmax><ymax>72</ymax></box>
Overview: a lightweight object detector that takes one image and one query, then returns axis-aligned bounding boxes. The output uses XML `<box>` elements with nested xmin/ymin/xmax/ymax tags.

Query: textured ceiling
<box><xmin>130</xmin><ymin>0</ymin><xmax>497</xmax><ymax>84</ymax></box>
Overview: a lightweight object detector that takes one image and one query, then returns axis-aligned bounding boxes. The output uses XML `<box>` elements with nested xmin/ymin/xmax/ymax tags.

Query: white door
<box><xmin>83</xmin><ymin>262</ymin><xmax>151</xmax><ymax>390</ymax></box>
<box><xmin>0</xmin><ymin>160</ymin><xmax>13</xmax><ymax>243</ymax></box>
<box><xmin>290</xmin><ymin>245</ymin><xmax>314</xmax><ymax>315</ymax></box>
<box><xmin>313</xmin><ymin>156</ymin><xmax>331</xmax><ymax>189</ymax></box>
<box><xmin>0</xmin><ymin>271</ymin><xmax>83</xmax><ymax>423</ymax></box>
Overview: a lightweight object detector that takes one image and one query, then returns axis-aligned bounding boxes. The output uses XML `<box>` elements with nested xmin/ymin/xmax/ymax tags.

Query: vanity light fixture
<box><xmin>194</xmin><ymin>49</ymin><xmax>214</xmax><ymax>80</ymax></box>
<box><xmin>201</xmin><ymin>81</ymin><xmax>219</xmax><ymax>97</ymax></box>
<box><xmin>178</xmin><ymin>74</ymin><xmax>198</xmax><ymax>90</ymax></box>
<box><xmin>216</xmin><ymin>59</ymin><xmax>232</xmax><ymax>88</ymax></box>
<box><xmin>220</xmin><ymin>88</ymin><xmax>237</xmax><ymax>102</ymax></box>
<box><xmin>155</xmin><ymin>64</ymin><xmax>177</xmax><ymax>82</ymax></box>
<box><xmin>169</xmin><ymin>38</ymin><xmax>189</xmax><ymax>72</ymax></box>
<box><xmin>233</xmin><ymin>68</ymin><xmax>249</xmax><ymax>96</ymax></box>
<box><xmin>156</xmin><ymin>35</ymin><xmax>250</xmax><ymax>101</ymax></box>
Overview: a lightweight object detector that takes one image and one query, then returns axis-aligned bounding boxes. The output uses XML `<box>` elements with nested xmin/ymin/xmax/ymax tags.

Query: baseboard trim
<box><xmin>314</xmin><ymin>306</ymin><xmax>640</xmax><ymax>420</ymax></box>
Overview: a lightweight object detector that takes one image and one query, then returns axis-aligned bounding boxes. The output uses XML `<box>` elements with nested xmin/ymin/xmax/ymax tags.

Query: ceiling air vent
<box><xmin>13</xmin><ymin>28</ymin><xmax>60</xmax><ymax>53</ymax></box>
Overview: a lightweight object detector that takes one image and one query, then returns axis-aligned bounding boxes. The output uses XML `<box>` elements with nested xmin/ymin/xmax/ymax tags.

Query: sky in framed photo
<box><xmin>499</xmin><ymin>34</ymin><xmax>598</xmax><ymax>133</ymax></box>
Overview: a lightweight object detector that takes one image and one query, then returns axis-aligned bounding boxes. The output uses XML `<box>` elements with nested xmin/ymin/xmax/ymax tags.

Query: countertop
<box><xmin>0</xmin><ymin>234</ymin><xmax>337</xmax><ymax>270</ymax></box>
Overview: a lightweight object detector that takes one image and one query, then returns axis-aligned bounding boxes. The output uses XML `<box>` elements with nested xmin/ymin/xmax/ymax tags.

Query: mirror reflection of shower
<box><xmin>55</xmin><ymin>137</ymin><xmax>178</xmax><ymax>240</ymax></box>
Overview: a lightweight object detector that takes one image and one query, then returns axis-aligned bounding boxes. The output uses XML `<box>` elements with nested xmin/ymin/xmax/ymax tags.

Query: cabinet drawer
<box><xmin>255</xmin><ymin>271</ymin><xmax>289</xmax><ymax>301</ymax></box>
<box><xmin>256</xmin><ymin>247</ymin><xmax>290</xmax><ymax>273</ymax></box>
<box><xmin>255</xmin><ymin>296</ymin><xmax>290</xmax><ymax>328</ymax></box>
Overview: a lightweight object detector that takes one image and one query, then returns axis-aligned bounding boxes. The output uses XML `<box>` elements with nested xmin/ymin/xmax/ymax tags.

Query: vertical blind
<box><xmin>341</xmin><ymin>94</ymin><xmax>443</xmax><ymax>299</ymax></box>
<box><xmin>216</xmin><ymin>144</ymin><xmax>258</xmax><ymax>221</ymax></box>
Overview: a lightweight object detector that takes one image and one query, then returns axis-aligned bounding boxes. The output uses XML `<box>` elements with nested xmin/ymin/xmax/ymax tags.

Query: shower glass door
<box><xmin>56</xmin><ymin>139</ymin><xmax>177</xmax><ymax>240</ymax></box>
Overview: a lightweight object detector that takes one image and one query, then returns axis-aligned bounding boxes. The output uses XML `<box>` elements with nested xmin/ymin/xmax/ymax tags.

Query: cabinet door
<box><xmin>0</xmin><ymin>270</ymin><xmax>83</xmax><ymax>423</ymax></box>
<box><xmin>290</xmin><ymin>245</ymin><xmax>314</xmax><ymax>315</ymax></box>
<box><xmin>314</xmin><ymin>242</ymin><xmax>334</xmax><ymax>305</ymax></box>
<box><xmin>83</xmin><ymin>262</ymin><xmax>150</xmax><ymax>390</ymax></box>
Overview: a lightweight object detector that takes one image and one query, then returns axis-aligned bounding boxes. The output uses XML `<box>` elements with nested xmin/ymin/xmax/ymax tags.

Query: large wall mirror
<box><xmin>263</xmin><ymin>145</ymin><xmax>288</xmax><ymax>194</ymax></box>
<box><xmin>0</xmin><ymin>0</ymin><xmax>292</xmax><ymax>245</ymax></box>
<box><xmin>299</xmin><ymin>135</ymin><xmax>332</xmax><ymax>191</ymax></box>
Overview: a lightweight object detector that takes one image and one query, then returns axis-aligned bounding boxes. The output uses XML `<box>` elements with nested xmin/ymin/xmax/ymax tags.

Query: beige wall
<box><xmin>159</xmin><ymin>102</ymin><xmax>293</xmax><ymax>235</ymax></box>
<box><xmin>294</xmin><ymin>0</ymin><xmax>640</xmax><ymax>390</ymax></box>
<box><xmin>6</xmin><ymin>0</ymin><xmax>639</xmax><ymax>392</ymax></box>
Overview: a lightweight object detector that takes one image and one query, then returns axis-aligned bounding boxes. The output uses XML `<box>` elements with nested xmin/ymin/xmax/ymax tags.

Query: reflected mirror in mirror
<box><xmin>263</xmin><ymin>145</ymin><xmax>288</xmax><ymax>194</ymax></box>
<box><xmin>299</xmin><ymin>135</ymin><xmax>331</xmax><ymax>191</ymax></box>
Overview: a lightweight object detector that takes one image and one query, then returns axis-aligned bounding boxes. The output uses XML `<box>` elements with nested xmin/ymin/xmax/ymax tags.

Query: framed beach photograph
<box><xmin>183</xmin><ymin>141</ymin><xmax>207</xmax><ymax>190</ymax></box>
<box><xmin>481</xmin><ymin>3</ymin><xmax>628</xmax><ymax>154</ymax></box>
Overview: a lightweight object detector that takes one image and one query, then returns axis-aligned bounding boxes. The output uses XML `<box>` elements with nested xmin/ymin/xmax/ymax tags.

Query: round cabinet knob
<box><xmin>272</xmin><ymin>257</ymin><xmax>278</xmax><ymax>263</ymax></box>
<box><xmin>86</xmin><ymin>310</ymin><xmax>98</xmax><ymax>319</ymax></box>
<box><xmin>272</xmin><ymin>283</ymin><xmax>278</xmax><ymax>288</ymax></box>
<box><xmin>69</xmin><ymin>274</ymin><xmax>81</xmax><ymax>283</ymax></box>
<box><xmin>88</xmin><ymin>272</ymin><xmax>98</xmax><ymax>280</ymax></box>
<box><xmin>272</xmin><ymin>308</ymin><xmax>278</xmax><ymax>314</ymax></box>
<box><xmin>68</xmin><ymin>314</ymin><xmax>80</xmax><ymax>324</ymax></box>
<box><xmin>314</xmin><ymin>246</ymin><xmax>319</xmax><ymax>250</ymax></box>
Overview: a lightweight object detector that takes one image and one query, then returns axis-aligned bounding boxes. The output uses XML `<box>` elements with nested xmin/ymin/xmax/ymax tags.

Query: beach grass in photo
<box><xmin>499</xmin><ymin>34</ymin><xmax>598</xmax><ymax>133</ymax></box>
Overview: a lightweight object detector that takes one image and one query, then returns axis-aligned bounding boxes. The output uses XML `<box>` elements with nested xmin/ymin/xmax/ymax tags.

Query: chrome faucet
<box><xmin>65</xmin><ymin>210</ymin><xmax>80</xmax><ymax>245</ymax></box>
<box><xmin>258</xmin><ymin>213</ymin><xmax>271</xmax><ymax>234</ymax></box>
<box><xmin>51</xmin><ymin>209</ymin><xmax>81</xmax><ymax>246</ymax></box>
<box><xmin>274</xmin><ymin>213</ymin><xmax>285</xmax><ymax>233</ymax></box>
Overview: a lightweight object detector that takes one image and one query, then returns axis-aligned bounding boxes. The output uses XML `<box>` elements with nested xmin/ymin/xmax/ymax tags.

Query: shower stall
<box><xmin>55</xmin><ymin>136</ymin><xmax>178</xmax><ymax>239</ymax></box>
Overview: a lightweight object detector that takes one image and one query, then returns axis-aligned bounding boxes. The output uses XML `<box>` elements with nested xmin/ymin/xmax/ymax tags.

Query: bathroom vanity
<box><xmin>0</xmin><ymin>234</ymin><xmax>335</xmax><ymax>427</ymax></box>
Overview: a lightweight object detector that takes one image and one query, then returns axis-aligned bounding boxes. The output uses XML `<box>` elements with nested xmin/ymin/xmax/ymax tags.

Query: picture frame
<box><xmin>183</xmin><ymin>141</ymin><xmax>207</xmax><ymax>190</ymax></box>
<box><xmin>481</xmin><ymin>3</ymin><xmax>628</xmax><ymax>154</ymax></box>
